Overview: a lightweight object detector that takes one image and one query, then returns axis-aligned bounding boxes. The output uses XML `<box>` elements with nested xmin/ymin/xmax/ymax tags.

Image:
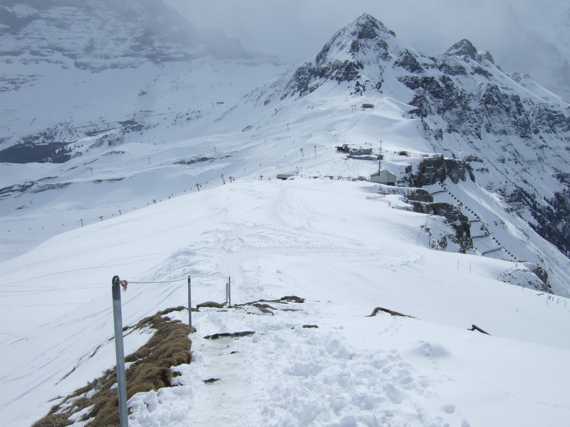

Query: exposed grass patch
<box><xmin>33</xmin><ymin>307</ymin><xmax>192</xmax><ymax>427</ymax></box>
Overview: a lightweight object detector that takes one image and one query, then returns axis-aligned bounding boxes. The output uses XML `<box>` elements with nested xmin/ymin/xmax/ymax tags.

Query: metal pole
<box><xmin>187</xmin><ymin>275</ymin><xmax>192</xmax><ymax>332</ymax></box>
<box><xmin>225</xmin><ymin>278</ymin><xmax>229</xmax><ymax>306</ymax></box>
<box><xmin>224</xmin><ymin>276</ymin><xmax>232</xmax><ymax>307</ymax></box>
<box><xmin>112</xmin><ymin>276</ymin><xmax>128</xmax><ymax>427</ymax></box>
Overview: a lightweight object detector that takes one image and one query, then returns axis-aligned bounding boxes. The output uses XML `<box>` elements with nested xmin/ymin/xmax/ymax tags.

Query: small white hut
<box><xmin>370</xmin><ymin>169</ymin><xmax>397</xmax><ymax>185</ymax></box>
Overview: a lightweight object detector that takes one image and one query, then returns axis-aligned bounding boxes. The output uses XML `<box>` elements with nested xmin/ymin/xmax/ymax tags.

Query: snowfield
<box><xmin>1</xmin><ymin>179</ymin><xmax>570</xmax><ymax>426</ymax></box>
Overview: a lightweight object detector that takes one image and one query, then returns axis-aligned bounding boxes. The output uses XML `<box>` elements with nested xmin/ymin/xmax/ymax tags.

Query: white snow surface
<box><xmin>1</xmin><ymin>179</ymin><xmax>570</xmax><ymax>426</ymax></box>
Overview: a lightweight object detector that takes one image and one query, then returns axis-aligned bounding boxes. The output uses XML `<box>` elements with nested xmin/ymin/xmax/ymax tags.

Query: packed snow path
<box><xmin>131</xmin><ymin>303</ymin><xmax>470</xmax><ymax>427</ymax></box>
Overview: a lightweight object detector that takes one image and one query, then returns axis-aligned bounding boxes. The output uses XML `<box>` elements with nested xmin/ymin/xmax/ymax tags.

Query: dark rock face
<box><xmin>0</xmin><ymin>117</ymin><xmax>149</xmax><ymax>164</ymax></box>
<box><xmin>401</xmin><ymin>74</ymin><xmax>551</xmax><ymax>139</ymax></box>
<box><xmin>445</xmin><ymin>39</ymin><xmax>478</xmax><ymax>60</ymax></box>
<box><xmin>0</xmin><ymin>141</ymin><xmax>71</xmax><ymax>163</ymax></box>
<box><xmin>395</xmin><ymin>50</ymin><xmax>423</xmax><ymax>73</ymax></box>
<box><xmin>505</xmin><ymin>187</ymin><xmax>570</xmax><ymax>257</ymax></box>
<box><xmin>445</xmin><ymin>39</ymin><xmax>494</xmax><ymax>65</ymax></box>
<box><xmin>282</xmin><ymin>61</ymin><xmax>361</xmax><ymax>99</ymax></box>
<box><xmin>531</xmin><ymin>265</ymin><xmax>550</xmax><ymax>288</ymax></box>
<box><xmin>532</xmin><ymin>190</ymin><xmax>570</xmax><ymax>256</ymax></box>
<box><xmin>438</xmin><ymin>62</ymin><xmax>467</xmax><ymax>76</ymax></box>
<box><xmin>284</xmin><ymin>61</ymin><xmax>363</xmax><ymax>97</ymax></box>
<box><xmin>281</xmin><ymin>14</ymin><xmax>395</xmax><ymax>98</ymax></box>
<box><xmin>406</xmin><ymin>189</ymin><xmax>433</xmax><ymax>203</ymax></box>
<box><xmin>410</xmin><ymin>201</ymin><xmax>473</xmax><ymax>253</ymax></box>
<box><xmin>404</xmin><ymin>157</ymin><xmax>475</xmax><ymax>187</ymax></box>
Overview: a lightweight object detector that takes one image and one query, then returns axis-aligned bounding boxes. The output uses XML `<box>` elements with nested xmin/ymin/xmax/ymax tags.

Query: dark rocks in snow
<box><xmin>395</xmin><ymin>50</ymin><xmax>424</xmax><ymax>73</ymax></box>
<box><xmin>0</xmin><ymin>116</ymin><xmax>151</xmax><ymax>164</ymax></box>
<box><xmin>406</xmin><ymin>189</ymin><xmax>433</xmax><ymax>203</ymax></box>
<box><xmin>203</xmin><ymin>331</ymin><xmax>255</xmax><ymax>340</ymax></box>
<box><xmin>0</xmin><ymin>141</ymin><xmax>71</xmax><ymax>164</ymax></box>
<box><xmin>196</xmin><ymin>301</ymin><xmax>226</xmax><ymax>309</ymax></box>
<box><xmin>481</xmin><ymin>51</ymin><xmax>495</xmax><ymax>64</ymax></box>
<box><xmin>472</xmin><ymin>66</ymin><xmax>492</xmax><ymax>78</ymax></box>
<box><xmin>534</xmin><ymin>106</ymin><xmax>570</xmax><ymax>134</ymax></box>
<box><xmin>525</xmin><ymin>264</ymin><xmax>551</xmax><ymax>292</ymax></box>
<box><xmin>445</xmin><ymin>39</ymin><xmax>495</xmax><ymax>66</ymax></box>
<box><xmin>367</xmin><ymin>307</ymin><xmax>414</xmax><ymax>318</ymax></box>
<box><xmin>507</xmin><ymin>187</ymin><xmax>570</xmax><ymax>257</ymax></box>
<box><xmin>405</xmin><ymin>156</ymin><xmax>475</xmax><ymax>187</ymax></box>
<box><xmin>283</xmin><ymin>60</ymin><xmax>363</xmax><ymax>98</ymax></box>
<box><xmin>402</xmin><ymin>70</ymin><xmax>569</xmax><ymax>140</ymax></box>
<box><xmin>250</xmin><ymin>303</ymin><xmax>276</xmax><ymax>315</ymax></box>
<box><xmin>118</xmin><ymin>119</ymin><xmax>145</xmax><ymax>133</ymax></box>
<box><xmin>279</xmin><ymin>296</ymin><xmax>305</xmax><ymax>304</ymax></box>
<box><xmin>532</xmin><ymin>190</ymin><xmax>570</xmax><ymax>257</ymax></box>
<box><xmin>499</xmin><ymin>263</ymin><xmax>552</xmax><ymax>293</ymax></box>
<box><xmin>446</xmin><ymin>39</ymin><xmax>479</xmax><ymax>61</ymax></box>
<box><xmin>438</xmin><ymin>62</ymin><xmax>468</xmax><ymax>76</ymax></box>
<box><xmin>468</xmin><ymin>324</ymin><xmax>490</xmax><ymax>335</ymax></box>
<box><xmin>480</xmin><ymin>85</ymin><xmax>531</xmax><ymax>138</ymax></box>
<box><xmin>410</xmin><ymin>201</ymin><xmax>473</xmax><ymax>253</ymax></box>
<box><xmin>0</xmin><ymin>182</ymin><xmax>35</xmax><ymax>199</ymax></box>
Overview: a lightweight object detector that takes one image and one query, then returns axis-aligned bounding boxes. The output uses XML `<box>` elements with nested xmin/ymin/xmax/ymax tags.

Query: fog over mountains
<box><xmin>173</xmin><ymin>0</ymin><xmax>570</xmax><ymax>101</ymax></box>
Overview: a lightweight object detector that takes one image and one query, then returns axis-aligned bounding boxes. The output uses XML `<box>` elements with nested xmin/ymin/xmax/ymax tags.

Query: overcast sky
<box><xmin>169</xmin><ymin>0</ymin><xmax>563</xmax><ymax>59</ymax></box>
<box><xmin>168</xmin><ymin>0</ymin><xmax>569</xmax><ymax>97</ymax></box>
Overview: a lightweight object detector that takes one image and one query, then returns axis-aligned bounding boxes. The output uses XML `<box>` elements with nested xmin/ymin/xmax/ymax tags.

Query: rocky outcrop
<box><xmin>280</xmin><ymin>14</ymin><xmax>396</xmax><ymax>99</ymax></box>
<box><xmin>403</xmin><ymin>156</ymin><xmax>475</xmax><ymax>187</ymax></box>
<box><xmin>0</xmin><ymin>118</ymin><xmax>149</xmax><ymax>163</ymax></box>
<box><xmin>409</xmin><ymin>200</ymin><xmax>473</xmax><ymax>253</ymax></box>
<box><xmin>506</xmin><ymin>187</ymin><xmax>570</xmax><ymax>257</ymax></box>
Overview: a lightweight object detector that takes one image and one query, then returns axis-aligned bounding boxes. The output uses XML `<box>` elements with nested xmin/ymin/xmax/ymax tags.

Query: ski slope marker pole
<box><xmin>112</xmin><ymin>275</ymin><xmax>128</xmax><ymax>427</ymax></box>
<box><xmin>188</xmin><ymin>275</ymin><xmax>193</xmax><ymax>332</ymax></box>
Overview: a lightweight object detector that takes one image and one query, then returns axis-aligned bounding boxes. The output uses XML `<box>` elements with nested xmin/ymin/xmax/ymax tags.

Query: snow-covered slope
<box><xmin>2</xmin><ymin>12</ymin><xmax>570</xmax><ymax>426</ymax></box>
<box><xmin>1</xmin><ymin>179</ymin><xmax>570</xmax><ymax>426</ymax></box>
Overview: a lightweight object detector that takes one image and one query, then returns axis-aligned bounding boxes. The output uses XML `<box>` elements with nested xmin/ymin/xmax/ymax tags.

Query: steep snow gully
<box><xmin>1</xmin><ymin>10</ymin><xmax>570</xmax><ymax>427</ymax></box>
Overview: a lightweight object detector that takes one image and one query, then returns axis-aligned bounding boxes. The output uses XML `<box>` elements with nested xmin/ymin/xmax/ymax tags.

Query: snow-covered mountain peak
<box><xmin>445</xmin><ymin>39</ymin><xmax>478</xmax><ymax>60</ymax></box>
<box><xmin>444</xmin><ymin>38</ymin><xmax>495</xmax><ymax>65</ymax></box>
<box><xmin>444</xmin><ymin>39</ymin><xmax>495</xmax><ymax>64</ymax></box>
<box><xmin>274</xmin><ymin>13</ymin><xmax>401</xmax><ymax>99</ymax></box>
<box><xmin>315</xmin><ymin>12</ymin><xmax>398</xmax><ymax>66</ymax></box>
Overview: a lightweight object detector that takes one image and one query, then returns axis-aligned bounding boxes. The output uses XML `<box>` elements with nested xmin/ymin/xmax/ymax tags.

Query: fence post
<box><xmin>224</xmin><ymin>276</ymin><xmax>232</xmax><ymax>307</ymax></box>
<box><xmin>187</xmin><ymin>275</ymin><xmax>192</xmax><ymax>332</ymax></box>
<box><xmin>112</xmin><ymin>276</ymin><xmax>128</xmax><ymax>427</ymax></box>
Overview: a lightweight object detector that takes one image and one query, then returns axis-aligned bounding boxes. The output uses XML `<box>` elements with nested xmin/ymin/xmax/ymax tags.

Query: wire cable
<box><xmin>126</xmin><ymin>277</ymin><xmax>188</xmax><ymax>285</ymax></box>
